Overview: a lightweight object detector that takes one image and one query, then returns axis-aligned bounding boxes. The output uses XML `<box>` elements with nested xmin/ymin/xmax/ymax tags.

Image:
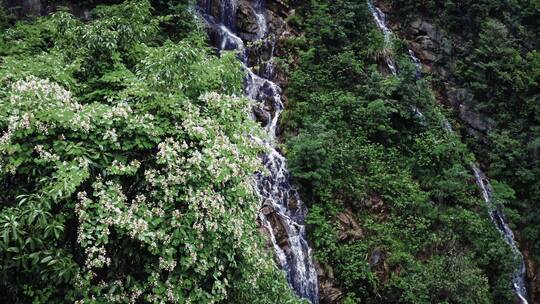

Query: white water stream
<box><xmin>198</xmin><ymin>1</ymin><xmax>318</xmax><ymax>302</ymax></box>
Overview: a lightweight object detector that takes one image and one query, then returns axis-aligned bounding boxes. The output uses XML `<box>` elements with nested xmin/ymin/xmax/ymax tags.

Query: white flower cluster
<box><xmin>84</xmin><ymin>245</ymin><xmax>111</xmax><ymax>269</ymax></box>
<box><xmin>156</xmin><ymin>138</ymin><xmax>188</xmax><ymax>164</ymax></box>
<box><xmin>0</xmin><ymin>113</ymin><xmax>34</xmax><ymax>151</ymax></box>
<box><xmin>158</xmin><ymin>257</ymin><xmax>177</xmax><ymax>272</ymax></box>
<box><xmin>199</xmin><ymin>91</ymin><xmax>249</xmax><ymax>119</ymax></box>
<box><xmin>0</xmin><ymin>77</ymin><xmax>87</xmax><ymax>154</ymax></box>
<box><xmin>10</xmin><ymin>76</ymin><xmax>72</xmax><ymax>107</ymax></box>
<box><xmin>103</xmin><ymin>102</ymin><xmax>133</xmax><ymax>120</ymax></box>
<box><xmin>108</xmin><ymin>159</ymin><xmax>141</xmax><ymax>175</ymax></box>
<box><xmin>104</xmin><ymin>128</ymin><xmax>118</xmax><ymax>143</ymax></box>
<box><xmin>34</xmin><ymin>145</ymin><xmax>60</xmax><ymax>163</ymax></box>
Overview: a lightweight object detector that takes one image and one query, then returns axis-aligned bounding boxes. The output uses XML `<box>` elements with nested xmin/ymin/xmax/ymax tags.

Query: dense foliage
<box><xmin>0</xmin><ymin>1</ymin><xmax>302</xmax><ymax>303</ymax></box>
<box><xmin>387</xmin><ymin>0</ymin><xmax>540</xmax><ymax>291</ymax></box>
<box><xmin>1</xmin><ymin>0</ymin><xmax>538</xmax><ymax>303</ymax></box>
<box><xmin>280</xmin><ymin>0</ymin><xmax>518</xmax><ymax>303</ymax></box>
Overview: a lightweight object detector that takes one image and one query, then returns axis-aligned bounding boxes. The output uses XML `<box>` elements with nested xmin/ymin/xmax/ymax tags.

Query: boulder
<box><xmin>267</xmin><ymin>212</ymin><xmax>288</xmax><ymax>248</ymax></box>
<box><xmin>260</xmin><ymin>204</ymin><xmax>274</xmax><ymax>216</ymax></box>
<box><xmin>319</xmin><ymin>283</ymin><xmax>344</xmax><ymax>304</ymax></box>
<box><xmin>287</xmin><ymin>194</ymin><xmax>298</xmax><ymax>210</ymax></box>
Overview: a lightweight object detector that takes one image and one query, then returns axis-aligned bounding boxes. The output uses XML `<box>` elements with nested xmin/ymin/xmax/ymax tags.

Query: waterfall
<box><xmin>197</xmin><ymin>1</ymin><xmax>319</xmax><ymax>303</ymax></box>
<box><xmin>472</xmin><ymin>167</ymin><xmax>529</xmax><ymax>304</ymax></box>
<box><xmin>367</xmin><ymin>1</ymin><xmax>529</xmax><ymax>303</ymax></box>
<box><xmin>367</xmin><ymin>0</ymin><xmax>397</xmax><ymax>75</ymax></box>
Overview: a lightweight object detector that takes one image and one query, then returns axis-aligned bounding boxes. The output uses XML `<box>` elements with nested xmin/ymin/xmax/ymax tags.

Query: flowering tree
<box><xmin>0</xmin><ymin>1</ymin><xmax>302</xmax><ymax>303</ymax></box>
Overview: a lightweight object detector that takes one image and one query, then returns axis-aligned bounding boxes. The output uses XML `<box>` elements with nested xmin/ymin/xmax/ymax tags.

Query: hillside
<box><xmin>0</xmin><ymin>0</ymin><xmax>538</xmax><ymax>303</ymax></box>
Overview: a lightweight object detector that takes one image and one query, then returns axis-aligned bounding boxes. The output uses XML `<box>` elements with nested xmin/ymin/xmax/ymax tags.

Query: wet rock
<box><xmin>196</xmin><ymin>0</ymin><xmax>213</xmax><ymax>16</ymax></box>
<box><xmin>260</xmin><ymin>204</ymin><xmax>274</xmax><ymax>216</ymax></box>
<box><xmin>267</xmin><ymin>212</ymin><xmax>288</xmax><ymax>247</ymax></box>
<box><xmin>369</xmin><ymin>248</ymin><xmax>383</xmax><ymax>267</ymax></box>
<box><xmin>287</xmin><ymin>195</ymin><xmax>298</xmax><ymax>210</ymax></box>
<box><xmin>252</xmin><ymin>105</ymin><xmax>270</xmax><ymax>126</ymax></box>
<box><xmin>236</xmin><ymin>0</ymin><xmax>260</xmax><ymax>41</ymax></box>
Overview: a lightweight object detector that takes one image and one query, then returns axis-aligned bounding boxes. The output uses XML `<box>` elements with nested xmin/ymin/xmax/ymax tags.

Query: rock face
<box><xmin>317</xmin><ymin>263</ymin><xmax>344</xmax><ymax>304</ymax></box>
<box><xmin>5</xmin><ymin>0</ymin><xmax>42</xmax><ymax>16</ymax></box>
<box><xmin>21</xmin><ymin>0</ymin><xmax>42</xmax><ymax>15</ymax></box>
<box><xmin>402</xmin><ymin>19</ymin><xmax>496</xmax><ymax>138</ymax></box>
<box><xmin>523</xmin><ymin>248</ymin><xmax>540</xmax><ymax>303</ymax></box>
<box><xmin>2</xmin><ymin>0</ymin><xmax>111</xmax><ymax>19</ymax></box>
<box><xmin>405</xmin><ymin>20</ymin><xmax>454</xmax><ymax>77</ymax></box>
<box><xmin>336</xmin><ymin>211</ymin><xmax>364</xmax><ymax>242</ymax></box>
<box><xmin>201</xmin><ymin>3</ymin><xmax>323</xmax><ymax>301</ymax></box>
<box><xmin>447</xmin><ymin>88</ymin><xmax>495</xmax><ymax>136</ymax></box>
<box><xmin>315</xmin><ymin>211</ymin><xmax>365</xmax><ymax>303</ymax></box>
<box><xmin>198</xmin><ymin>0</ymin><xmax>291</xmax><ymax>89</ymax></box>
<box><xmin>236</xmin><ymin>0</ymin><xmax>259</xmax><ymax>41</ymax></box>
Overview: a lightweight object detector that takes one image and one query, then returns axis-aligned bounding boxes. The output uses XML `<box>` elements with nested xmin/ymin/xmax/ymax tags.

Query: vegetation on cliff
<box><xmin>1</xmin><ymin>0</ymin><xmax>539</xmax><ymax>303</ymax></box>
<box><xmin>387</xmin><ymin>0</ymin><xmax>540</xmax><ymax>299</ymax></box>
<box><xmin>281</xmin><ymin>1</ymin><xmax>519</xmax><ymax>303</ymax></box>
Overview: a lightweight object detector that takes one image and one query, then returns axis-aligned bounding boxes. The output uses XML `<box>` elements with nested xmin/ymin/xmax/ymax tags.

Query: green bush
<box><xmin>0</xmin><ymin>1</ymin><xmax>302</xmax><ymax>303</ymax></box>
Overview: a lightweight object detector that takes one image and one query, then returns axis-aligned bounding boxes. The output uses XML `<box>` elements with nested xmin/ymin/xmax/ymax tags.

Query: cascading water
<box><xmin>367</xmin><ymin>1</ymin><xmax>529</xmax><ymax>303</ymax></box>
<box><xmin>367</xmin><ymin>0</ymin><xmax>397</xmax><ymax>75</ymax></box>
<box><xmin>197</xmin><ymin>1</ymin><xmax>319</xmax><ymax>303</ymax></box>
<box><xmin>472</xmin><ymin>166</ymin><xmax>529</xmax><ymax>304</ymax></box>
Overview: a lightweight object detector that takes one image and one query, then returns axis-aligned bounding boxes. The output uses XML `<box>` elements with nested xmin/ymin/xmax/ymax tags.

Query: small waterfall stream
<box><xmin>367</xmin><ymin>1</ymin><xmax>529</xmax><ymax>303</ymax></box>
<box><xmin>472</xmin><ymin>166</ymin><xmax>529</xmax><ymax>304</ymax></box>
<box><xmin>197</xmin><ymin>1</ymin><xmax>319</xmax><ymax>303</ymax></box>
<box><xmin>367</xmin><ymin>0</ymin><xmax>397</xmax><ymax>75</ymax></box>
